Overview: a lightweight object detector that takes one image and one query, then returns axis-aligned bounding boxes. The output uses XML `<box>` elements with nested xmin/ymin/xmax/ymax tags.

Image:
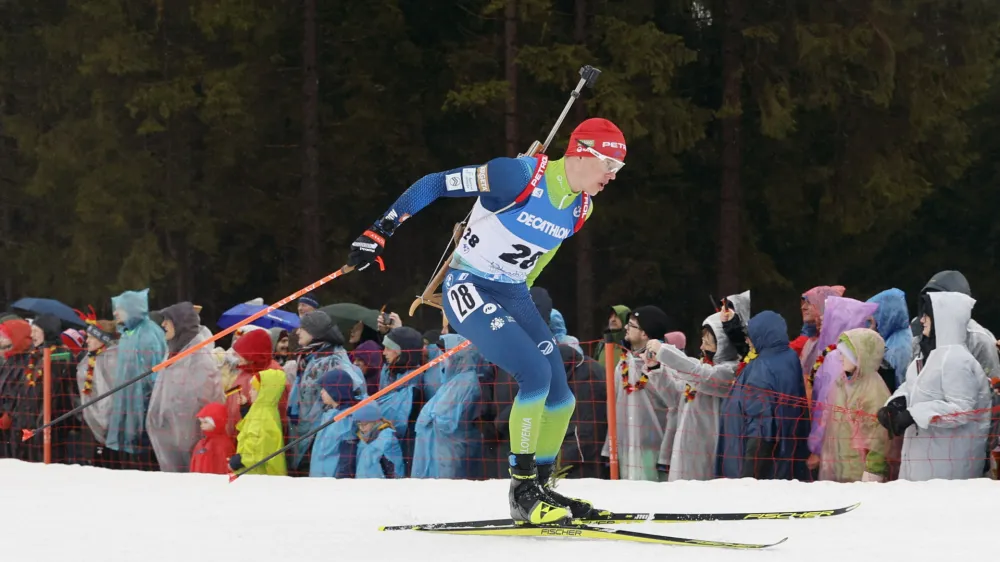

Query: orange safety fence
<box><xmin>0</xmin><ymin>339</ymin><xmax>997</xmax><ymax>482</ymax></box>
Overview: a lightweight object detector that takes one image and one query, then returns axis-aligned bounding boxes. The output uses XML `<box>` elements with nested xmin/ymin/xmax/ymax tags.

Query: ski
<box><xmin>379</xmin><ymin>501</ymin><xmax>859</xmax><ymax>531</ymax></box>
<box><xmin>403</xmin><ymin>522</ymin><xmax>787</xmax><ymax>549</ymax></box>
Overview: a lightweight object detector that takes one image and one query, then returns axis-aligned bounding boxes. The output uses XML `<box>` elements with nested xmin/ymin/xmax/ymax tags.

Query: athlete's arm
<box><xmin>347</xmin><ymin>157</ymin><xmax>536</xmax><ymax>270</ymax></box>
<box><xmin>380</xmin><ymin>157</ymin><xmax>535</xmax><ymax>231</ymax></box>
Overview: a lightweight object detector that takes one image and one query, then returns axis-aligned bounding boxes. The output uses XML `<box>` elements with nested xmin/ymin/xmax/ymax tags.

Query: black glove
<box><xmin>877</xmin><ymin>396</ymin><xmax>914</xmax><ymax>438</ymax></box>
<box><xmin>228</xmin><ymin>454</ymin><xmax>244</xmax><ymax>471</ymax></box>
<box><xmin>348</xmin><ymin>219</ymin><xmax>394</xmax><ymax>271</ymax></box>
<box><xmin>722</xmin><ymin>316</ymin><xmax>750</xmax><ymax>359</ymax></box>
<box><xmin>379</xmin><ymin>455</ymin><xmax>396</xmax><ymax>478</ymax></box>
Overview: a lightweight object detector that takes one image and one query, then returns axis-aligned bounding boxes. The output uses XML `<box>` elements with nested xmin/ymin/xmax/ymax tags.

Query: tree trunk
<box><xmin>717</xmin><ymin>0</ymin><xmax>744</xmax><ymax>298</ymax></box>
<box><xmin>301</xmin><ymin>0</ymin><xmax>321</xmax><ymax>281</ymax></box>
<box><xmin>504</xmin><ymin>0</ymin><xmax>518</xmax><ymax>157</ymax></box>
<box><xmin>574</xmin><ymin>0</ymin><xmax>595</xmax><ymax>340</ymax></box>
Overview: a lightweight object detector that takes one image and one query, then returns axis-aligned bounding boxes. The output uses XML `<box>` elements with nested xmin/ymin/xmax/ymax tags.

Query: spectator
<box><xmin>229</xmin><ymin>368</ymin><xmax>288</xmax><ymax>476</ymax></box>
<box><xmin>805</xmin><ymin>296</ymin><xmax>879</xmax><ymax>448</ymax></box>
<box><xmin>226</xmin><ymin>329</ymin><xmax>291</xmax><ymax>445</ymax></box>
<box><xmin>0</xmin><ymin>319</ymin><xmax>34</xmax><ymax>459</ymax></box>
<box><xmin>78</xmin><ymin>318</ymin><xmax>120</xmax><ymax>468</ymax></box>
<box><xmin>717</xmin><ymin>310</ymin><xmax>809</xmax><ymax>480</ymax></box>
<box><xmin>664</xmin><ymin>331</ymin><xmax>686</xmax><ymax>351</ymax></box>
<box><xmin>106</xmin><ymin>288</ymin><xmax>168</xmax><ymax>470</ymax></box>
<box><xmin>289</xmin><ymin>310</ymin><xmax>365</xmax><ymax>473</ymax></box>
<box><xmin>379</xmin><ymin>326</ymin><xmax>425</xmax><ymax>475</ymax></box>
<box><xmin>298</xmin><ymin>292</ymin><xmax>320</xmax><ymax>318</ymax></box>
<box><xmin>866</xmin><ymin>288</ymin><xmax>913</xmax><ymax>393</ymax></box>
<box><xmin>651</xmin><ymin>290</ymin><xmax>751</xmax><ymax>481</ymax></box>
<box><xmin>268</xmin><ymin>328</ymin><xmax>290</xmax><ymax>366</ymax></box>
<box><xmin>602</xmin><ymin>305</ymin><xmax>676</xmax><ymax>481</ymax></box>
<box><xmin>412</xmin><ymin>335</ymin><xmax>484</xmax><ymax>479</ymax></box>
<box><xmin>913</xmin><ymin>270</ymin><xmax>1000</xmax><ymax>467</ymax></box>
<box><xmin>147</xmin><ymin>302</ymin><xmax>224</xmax><ymax>472</ymax></box>
<box><xmin>594</xmin><ymin>305</ymin><xmax>631</xmax><ymax>372</ymax></box>
<box><xmin>350</xmin><ymin>340</ymin><xmax>384</xmax><ymax>397</ymax></box>
<box><xmin>23</xmin><ymin>312</ymin><xmax>88</xmax><ymax>464</ymax></box>
<box><xmin>794</xmin><ymin>285</ymin><xmax>846</xmax><ymax>371</ymax></box>
<box><xmin>879</xmin><ymin>291</ymin><xmax>992</xmax><ymax>481</ymax></box>
<box><xmin>310</xmin><ymin>368</ymin><xmax>362</xmax><ymax>478</ymax></box>
<box><xmin>190</xmin><ymin>402</ymin><xmax>234</xmax><ymax>475</ymax></box>
<box><xmin>813</xmin><ymin>328</ymin><xmax>891</xmax><ymax>482</ymax></box>
<box><xmin>355</xmin><ymin>402</ymin><xmax>404</xmax><ymax>479</ymax></box>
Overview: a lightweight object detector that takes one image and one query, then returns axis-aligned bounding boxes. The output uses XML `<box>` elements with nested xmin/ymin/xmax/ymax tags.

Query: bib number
<box><xmin>447</xmin><ymin>283</ymin><xmax>485</xmax><ymax>323</ymax></box>
<box><xmin>498</xmin><ymin>244</ymin><xmax>544</xmax><ymax>270</ymax></box>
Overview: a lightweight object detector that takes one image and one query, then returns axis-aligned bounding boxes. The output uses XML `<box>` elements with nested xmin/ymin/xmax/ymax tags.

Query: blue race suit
<box><xmin>372</xmin><ymin>155</ymin><xmax>591</xmax><ymax>464</ymax></box>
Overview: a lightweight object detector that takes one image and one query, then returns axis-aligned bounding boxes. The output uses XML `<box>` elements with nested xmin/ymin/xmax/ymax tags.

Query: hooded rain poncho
<box><xmin>892</xmin><ymin>292</ymin><xmax>992</xmax><ymax>481</ymax></box>
<box><xmin>654</xmin><ymin>291</ymin><xmax>750</xmax><ymax>481</ymax></box>
<box><xmin>717</xmin><ymin>311</ymin><xmax>809</xmax><ymax>479</ymax></box>
<box><xmin>235</xmin><ymin>369</ymin><xmax>288</xmax><ymax>476</ymax></box>
<box><xmin>106</xmin><ymin>289</ymin><xmax>168</xmax><ymax>454</ymax></box>
<box><xmin>147</xmin><ymin>304</ymin><xmax>224</xmax><ymax>471</ymax></box>
<box><xmin>817</xmin><ymin>329</ymin><xmax>891</xmax><ymax>481</ymax></box>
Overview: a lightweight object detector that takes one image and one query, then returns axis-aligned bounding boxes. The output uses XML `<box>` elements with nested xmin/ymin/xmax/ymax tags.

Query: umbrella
<box><xmin>11</xmin><ymin>297</ymin><xmax>87</xmax><ymax>328</ymax></box>
<box><xmin>319</xmin><ymin>303</ymin><xmax>380</xmax><ymax>331</ymax></box>
<box><xmin>217</xmin><ymin>303</ymin><xmax>300</xmax><ymax>331</ymax></box>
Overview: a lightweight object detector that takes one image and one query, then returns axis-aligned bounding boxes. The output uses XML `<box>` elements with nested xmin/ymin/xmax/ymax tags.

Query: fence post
<box><xmin>43</xmin><ymin>347</ymin><xmax>52</xmax><ymax>464</ymax></box>
<box><xmin>603</xmin><ymin>336</ymin><xmax>618</xmax><ymax>480</ymax></box>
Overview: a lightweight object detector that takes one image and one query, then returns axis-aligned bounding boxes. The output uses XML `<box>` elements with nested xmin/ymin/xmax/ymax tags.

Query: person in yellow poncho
<box><xmin>816</xmin><ymin>328</ymin><xmax>891</xmax><ymax>482</ymax></box>
<box><xmin>228</xmin><ymin>368</ymin><xmax>288</xmax><ymax>476</ymax></box>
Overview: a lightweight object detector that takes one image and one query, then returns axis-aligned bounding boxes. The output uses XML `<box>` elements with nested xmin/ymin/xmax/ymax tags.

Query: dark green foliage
<box><xmin>1</xmin><ymin>0</ymin><xmax>999</xmax><ymax>339</ymax></box>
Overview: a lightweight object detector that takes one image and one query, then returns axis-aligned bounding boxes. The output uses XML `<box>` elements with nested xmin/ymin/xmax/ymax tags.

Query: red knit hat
<box><xmin>565</xmin><ymin>118</ymin><xmax>627</xmax><ymax>161</ymax></box>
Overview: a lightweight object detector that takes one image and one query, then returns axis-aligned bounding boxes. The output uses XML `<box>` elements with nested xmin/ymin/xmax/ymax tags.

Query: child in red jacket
<box><xmin>190</xmin><ymin>402</ymin><xmax>235</xmax><ymax>474</ymax></box>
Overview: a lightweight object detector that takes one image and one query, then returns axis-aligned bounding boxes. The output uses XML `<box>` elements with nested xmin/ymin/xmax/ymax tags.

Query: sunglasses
<box><xmin>576</xmin><ymin>140</ymin><xmax>625</xmax><ymax>174</ymax></box>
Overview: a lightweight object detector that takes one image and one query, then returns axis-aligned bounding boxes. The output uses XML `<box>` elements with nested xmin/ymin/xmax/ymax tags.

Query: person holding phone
<box><xmin>646</xmin><ymin>291</ymin><xmax>750</xmax><ymax>481</ymax></box>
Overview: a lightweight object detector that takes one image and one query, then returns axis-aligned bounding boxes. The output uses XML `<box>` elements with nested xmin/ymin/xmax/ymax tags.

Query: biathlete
<box><xmin>346</xmin><ymin>118</ymin><xmax>626</xmax><ymax>525</ymax></box>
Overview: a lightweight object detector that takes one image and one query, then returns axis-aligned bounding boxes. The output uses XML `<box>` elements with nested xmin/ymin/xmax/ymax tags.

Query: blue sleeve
<box><xmin>375</xmin><ymin>157</ymin><xmax>536</xmax><ymax>232</ymax></box>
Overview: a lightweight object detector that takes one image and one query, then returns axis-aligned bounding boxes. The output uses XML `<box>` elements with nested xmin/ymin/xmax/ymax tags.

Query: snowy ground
<box><xmin>2</xmin><ymin>460</ymin><xmax>997</xmax><ymax>562</ymax></box>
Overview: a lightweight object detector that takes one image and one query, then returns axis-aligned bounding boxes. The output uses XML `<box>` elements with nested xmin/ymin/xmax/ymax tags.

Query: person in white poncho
<box><xmin>646</xmin><ymin>291</ymin><xmax>750</xmax><ymax>481</ymax></box>
<box><xmin>601</xmin><ymin>306</ymin><xmax>678</xmax><ymax>481</ymax></box>
<box><xmin>878</xmin><ymin>291</ymin><xmax>992</xmax><ymax>481</ymax></box>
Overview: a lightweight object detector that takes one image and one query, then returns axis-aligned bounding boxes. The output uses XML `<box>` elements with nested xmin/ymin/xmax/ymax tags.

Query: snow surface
<box><xmin>2</xmin><ymin>459</ymin><xmax>997</xmax><ymax>562</ymax></box>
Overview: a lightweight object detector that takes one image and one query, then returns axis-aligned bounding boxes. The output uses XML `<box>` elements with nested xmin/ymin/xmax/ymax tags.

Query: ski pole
<box><xmin>229</xmin><ymin>338</ymin><xmax>471</xmax><ymax>481</ymax></box>
<box><xmin>22</xmin><ymin>259</ymin><xmax>382</xmax><ymax>442</ymax></box>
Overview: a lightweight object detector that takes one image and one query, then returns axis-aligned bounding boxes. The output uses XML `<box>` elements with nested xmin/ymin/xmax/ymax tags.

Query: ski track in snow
<box><xmin>1</xmin><ymin>459</ymin><xmax>997</xmax><ymax>562</ymax></box>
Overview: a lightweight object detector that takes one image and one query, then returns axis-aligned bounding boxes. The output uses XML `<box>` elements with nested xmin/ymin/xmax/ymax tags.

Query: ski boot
<box><xmin>508</xmin><ymin>454</ymin><xmax>571</xmax><ymax>526</ymax></box>
<box><xmin>537</xmin><ymin>462</ymin><xmax>599</xmax><ymax>520</ymax></box>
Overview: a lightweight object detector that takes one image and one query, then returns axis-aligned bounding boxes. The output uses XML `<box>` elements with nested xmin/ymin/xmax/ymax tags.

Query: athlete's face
<box><xmin>580</xmin><ymin>156</ymin><xmax>618</xmax><ymax>196</ymax></box>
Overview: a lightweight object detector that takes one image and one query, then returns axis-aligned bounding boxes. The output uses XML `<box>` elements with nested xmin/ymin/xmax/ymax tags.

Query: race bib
<box><xmin>446</xmin><ymin>283</ymin><xmax>485</xmax><ymax>323</ymax></box>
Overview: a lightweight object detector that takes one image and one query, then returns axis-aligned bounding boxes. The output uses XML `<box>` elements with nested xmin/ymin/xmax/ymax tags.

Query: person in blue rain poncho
<box><xmin>289</xmin><ymin>310</ymin><xmax>366</xmax><ymax>473</ymax></box>
<box><xmin>412</xmin><ymin>334</ymin><xmax>485</xmax><ymax>479</ymax></box>
<box><xmin>866</xmin><ymin>288</ymin><xmax>913</xmax><ymax>393</ymax></box>
<box><xmin>377</xmin><ymin>326</ymin><xmax>425</xmax><ymax>476</ymax></box>
<box><xmin>309</xmin><ymin>368</ymin><xmax>362</xmax><ymax>478</ymax></box>
<box><xmin>716</xmin><ymin>310</ymin><xmax>810</xmax><ymax>480</ymax></box>
<box><xmin>106</xmin><ymin>289</ymin><xmax>168</xmax><ymax>468</ymax></box>
<box><xmin>355</xmin><ymin>402</ymin><xmax>404</xmax><ymax>479</ymax></box>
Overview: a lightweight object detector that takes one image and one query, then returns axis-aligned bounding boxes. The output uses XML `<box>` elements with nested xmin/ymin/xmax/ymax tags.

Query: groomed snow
<box><xmin>2</xmin><ymin>460</ymin><xmax>996</xmax><ymax>562</ymax></box>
